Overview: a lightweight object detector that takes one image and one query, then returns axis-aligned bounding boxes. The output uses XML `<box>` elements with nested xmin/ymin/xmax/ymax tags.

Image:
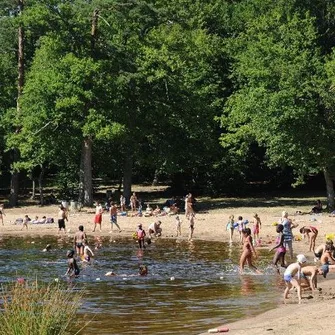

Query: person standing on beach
<box><xmin>120</xmin><ymin>194</ymin><xmax>126</xmax><ymax>212</ymax></box>
<box><xmin>130</xmin><ymin>192</ymin><xmax>138</xmax><ymax>212</ymax></box>
<box><xmin>270</xmin><ymin>224</ymin><xmax>286</xmax><ymax>273</ymax></box>
<box><xmin>188</xmin><ymin>213</ymin><xmax>195</xmax><ymax>241</ymax></box>
<box><xmin>21</xmin><ymin>215</ymin><xmax>30</xmax><ymax>231</ymax></box>
<box><xmin>226</xmin><ymin>215</ymin><xmax>235</xmax><ymax>243</ymax></box>
<box><xmin>109</xmin><ymin>202</ymin><xmax>121</xmax><ymax>233</ymax></box>
<box><xmin>58</xmin><ymin>205</ymin><xmax>68</xmax><ymax>233</ymax></box>
<box><xmin>280</xmin><ymin>211</ymin><xmax>298</xmax><ymax>260</ymax></box>
<box><xmin>252</xmin><ymin>213</ymin><xmax>262</xmax><ymax>245</ymax></box>
<box><xmin>283</xmin><ymin>254</ymin><xmax>307</xmax><ymax>304</ymax></box>
<box><xmin>92</xmin><ymin>201</ymin><xmax>103</xmax><ymax>232</ymax></box>
<box><xmin>184</xmin><ymin>193</ymin><xmax>194</xmax><ymax>219</ymax></box>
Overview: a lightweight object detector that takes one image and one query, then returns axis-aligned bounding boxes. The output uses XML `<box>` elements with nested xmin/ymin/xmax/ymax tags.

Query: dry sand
<box><xmin>1</xmin><ymin>197</ymin><xmax>335</xmax><ymax>334</ymax></box>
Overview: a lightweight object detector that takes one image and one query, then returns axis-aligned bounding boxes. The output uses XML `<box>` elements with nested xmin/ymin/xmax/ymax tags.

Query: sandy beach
<box><xmin>0</xmin><ymin>197</ymin><xmax>334</xmax><ymax>334</ymax></box>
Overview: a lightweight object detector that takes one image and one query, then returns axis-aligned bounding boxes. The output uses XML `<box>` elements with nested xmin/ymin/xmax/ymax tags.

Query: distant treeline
<box><xmin>0</xmin><ymin>0</ymin><xmax>334</xmax><ymax>207</ymax></box>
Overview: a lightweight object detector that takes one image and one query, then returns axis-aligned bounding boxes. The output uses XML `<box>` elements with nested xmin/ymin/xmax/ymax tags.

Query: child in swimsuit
<box><xmin>83</xmin><ymin>244</ymin><xmax>94</xmax><ymax>262</ymax></box>
<box><xmin>314</xmin><ymin>239</ymin><xmax>334</xmax><ymax>261</ymax></box>
<box><xmin>65</xmin><ymin>250</ymin><xmax>80</xmax><ymax>277</ymax></box>
<box><xmin>283</xmin><ymin>254</ymin><xmax>307</xmax><ymax>304</ymax></box>
<box><xmin>300</xmin><ymin>226</ymin><xmax>318</xmax><ymax>252</ymax></box>
<box><xmin>226</xmin><ymin>215</ymin><xmax>235</xmax><ymax>243</ymax></box>
<box><xmin>270</xmin><ymin>224</ymin><xmax>286</xmax><ymax>273</ymax></box>
<box><xmin>252</xmin><ymin>213</ymin><xmax>262</xmax><ymax>245</ymax></box>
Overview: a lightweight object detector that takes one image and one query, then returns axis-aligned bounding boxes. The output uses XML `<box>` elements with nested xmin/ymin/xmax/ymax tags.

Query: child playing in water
<box><xmin>65</xmin><ymin>250</ymin><xmax>80</xmax><ymax>277</ymax></box>
<box><xmin>226</xmin><ymin>215</ymin><xmax>235</xmax><ymax>243</ymax></box>
<box><xmin>252</xmin><ymin>213</ymin><xmax>261</xmax><ymax>245</ymax></box>
<box><xmin>137</xmin><ymin>224</ymin><xmax>146</xmax><ymax>249</ymax></box>
<box><xmin>74</xmin><ymin>225</ymin><xmax>87</xmax><ymax>256</ymax></box>
<box><xmin>83</xmin><ymin>244</ymin><xmax>95</xmax><ymax>262</ymax></box>
<box><xmin>188</xmin><ymin>213</ymin><xmax>195</xmax><ymax>241</ymax></box>
<box><xmin>270</xmin><ymin>224</ymin><xmax>286</xmax><ymax>273</ymax></box>
<box><xmin>300</xmin><ymin>226</ymin><xmax>318</xmax><ymax>252</ymax></box>
<box><xmin>239</xmin><ymin>228</ymin><xmax>260</xmax><ymax>274</ymax></box>
<box><xmin>283</xmin><ymin>254</ymin><xmax>307</xmax><ymax>304</ymax></box>
<box><xmin>175</xmin><ymin>216</ymin><xmax>182</xmax><ymax>237</ymax></box>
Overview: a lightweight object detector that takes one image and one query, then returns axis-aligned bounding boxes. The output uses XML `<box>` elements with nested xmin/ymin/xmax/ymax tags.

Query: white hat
<box><xmin>297</xmin><ymin>254</ymin><xmax>307</xmax><ymax>263</ymax></box>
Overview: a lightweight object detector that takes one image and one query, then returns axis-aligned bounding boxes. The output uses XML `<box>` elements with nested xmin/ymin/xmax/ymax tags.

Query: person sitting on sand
<box><xmin>144</xmin><ymin>204</ymin><xmax>153</xmax><ymax>217</ymax></box>
<box><xmin>283</xmin><ymin>254</ymin><xmax>307</xmax><ymax>304</ymax></box>
<box><xmin>270</xmin><ymin>224</ymin><xmax>287</xmax><ymax>273</ymax></box>
<box><xmin>311</xmin><ymin>200</ymin><xmax>322</xmax><ymax>214</ymax></box>
<box><xmin>300</xmin><ymin>265</ymin><xmax>329</xmax><ymax>291</ymax></box>
<box><xmin>239</xmin><ymin>228</ymin><xmax>260</xmax><ymax>274</ymax></box>
<box><xmin>314</xmin><ymin>239</ymin><xmax>334</xmax><ymax>261</ymax></box>
<box><xmin>65</xmin><ymin>250</ymin><xmax>80</xmax><ymax>278</ymax></box>
<box><xmin>300</xmin><ymin>226</ymin><xmax>318</xmax><ymax>252</ymax></box>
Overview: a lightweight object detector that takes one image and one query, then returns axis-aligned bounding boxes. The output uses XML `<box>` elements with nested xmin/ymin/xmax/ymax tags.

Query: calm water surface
<box><xmin>0</xmin><ymin>235</ymin><xmax>283</xmax><ymax>334</ymax></box>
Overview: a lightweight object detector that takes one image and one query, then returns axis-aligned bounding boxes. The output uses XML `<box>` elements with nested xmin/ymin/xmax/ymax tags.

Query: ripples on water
<box><xmin>0</xmin><ymin>236</ymin><xmax>283</xmax><ymax>334</ymax></box>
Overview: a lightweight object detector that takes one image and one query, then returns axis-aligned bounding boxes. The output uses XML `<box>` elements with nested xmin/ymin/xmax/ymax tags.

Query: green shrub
<box><xmin>0</xmin><ymin>280</ymin><xmax>83</xmax><ymax>335</ymax></box>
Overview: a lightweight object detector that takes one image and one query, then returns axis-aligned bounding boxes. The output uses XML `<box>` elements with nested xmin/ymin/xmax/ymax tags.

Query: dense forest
<box><xmin>1</xmin><ymin>0</ymin><xmax>335</xmax><ymax>208</ymax></box>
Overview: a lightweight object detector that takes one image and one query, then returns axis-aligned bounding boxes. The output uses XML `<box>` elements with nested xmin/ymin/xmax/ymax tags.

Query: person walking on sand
<box><xmin>226</xmin><ymin>215</ymin><xmax>235</xmax><ymax>243</ymax></box>
<box><xmin>252</xmin><ymin>213</ymin><xmax>262</xmax><ymax>245</ymax></box>
<box><xmin>283</xmin><ymin>254</ymin><xmax>307</xmax><ymax>304</ymax></box>
<box><xmin>21</xmin><ymin>215</ymin><xmax>30</xmax><ymax>231</ymax></box>
<box><xmin>92</xmin><ymin>201</ymin><xmax>103</xmax><ymax>232</ymax></box>
<box><xmin>58</xmin><ymin>205</ymin><xmax>68</xmax><ymax>233</ymax></box>
<box><xmin>120</xmin><ymin>194</ymin><xmax>126</xmax><ymax>212</ymax></box>
<box><xmin>109</xmin><ymin>202</ymin><xmax>121</xmax><ymax>233</ymax></box>
<box><xmin>239</xmin><ymin>228</ymin><xmax>260</xmax><ymax>274</ymax></box>
<box><xmin>270</xmin><ymin>224</ymin><xmax>286</xmax><ymax>273</ymax></box>
<box><xmin>0</xmin><ymin>204</ymin><xmax>5</xmax><ymax>225</ymax></box>
<box><xmin>74</xmin><ymin>225</ymin><xmax>87</xmax><ymax>256</ymax></box>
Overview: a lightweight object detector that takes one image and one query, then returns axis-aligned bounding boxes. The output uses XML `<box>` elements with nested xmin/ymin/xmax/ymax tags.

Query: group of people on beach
<box><xmin>232</xmin><ymin>209</ymin><xmax>334</xmax><ymax>304</ymax></box>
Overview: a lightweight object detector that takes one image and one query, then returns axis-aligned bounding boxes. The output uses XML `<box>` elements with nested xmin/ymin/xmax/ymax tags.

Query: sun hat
<box><xmin>296</xmin><ymin>254</ymin><xmax>307</xmax><ymax>264</ymax></box>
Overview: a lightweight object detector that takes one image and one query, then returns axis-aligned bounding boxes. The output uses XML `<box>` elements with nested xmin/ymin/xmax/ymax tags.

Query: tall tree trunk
<box><xmin>38</xmin><ymin>165</ymin><xmax>44</xmax><ymax>206</ymax></box>
<box><xmin>31</xmin><ymin>178</ymin><xmax>35</xmax><ymax>200</ymax></box>
<box><xmin>324</xmin><ymin>168</ymin><xmax>334</xmax><ymax>211</ymax></box>
<box><xmin>78</xmin><ymin>137</ymin><xmax>93</xmax><ymax>206</ymax></box>
<box><xmin>123</xmin><ymin>155</ymin><xmax>133</xmax><ymax>204</ymax></box>
<box><xmin>9</xmin><ymin>0</ymin><xmax>24</xmax><ymax>207</ymax></box>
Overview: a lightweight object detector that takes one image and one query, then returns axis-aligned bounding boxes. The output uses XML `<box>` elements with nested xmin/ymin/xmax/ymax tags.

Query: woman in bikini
<box><xmin>239</xmin><ymin>228</ymin><xmax>260</xmax><ymax>274</ymax></box>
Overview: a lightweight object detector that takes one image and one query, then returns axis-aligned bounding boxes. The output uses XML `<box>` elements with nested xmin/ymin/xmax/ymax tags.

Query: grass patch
<box><xmin>0</xmin><ymin>280</ymin><xmax>83</xmax><ymax>335</ymax></box>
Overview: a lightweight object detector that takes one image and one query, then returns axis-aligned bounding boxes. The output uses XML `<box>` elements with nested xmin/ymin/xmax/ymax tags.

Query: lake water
<box><xmin>0</xmin><ymin>235</ymin><xmax>283</xmax><ymax>334</ymax></box>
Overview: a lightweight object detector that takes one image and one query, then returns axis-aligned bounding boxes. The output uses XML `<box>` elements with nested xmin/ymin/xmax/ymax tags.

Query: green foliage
<box><xmin>0</xmin><ymin>280</ymin><xmax>83</xmax><ymax>335</ymax></box>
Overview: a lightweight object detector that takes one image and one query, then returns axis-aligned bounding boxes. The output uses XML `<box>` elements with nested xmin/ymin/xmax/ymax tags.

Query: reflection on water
<box><xmin>0</xmin><ymin>236</ymin><xmax>282</xmax><ymax>335</ymax></box>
